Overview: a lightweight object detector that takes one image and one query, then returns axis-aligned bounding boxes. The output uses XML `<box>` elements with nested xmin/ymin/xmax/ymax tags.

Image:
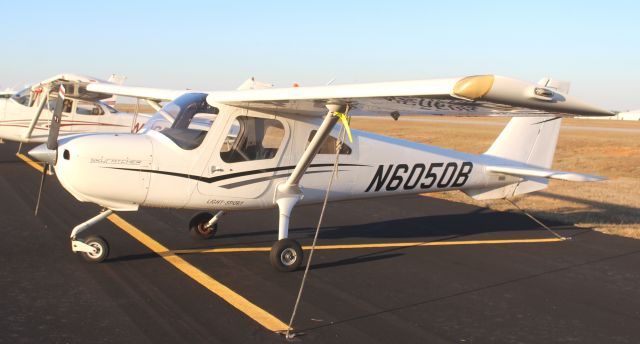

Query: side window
<box><xmin>76</xmin><ymin>101</ymin><xmax>104</xmax><ymax>116</ymax></box>
<box><xmin>47</xmin><ymin>98</ymin><xmax>73</xmax><ymax>113</ymax></box>
<box><xmin>307</xmin><ymin>130</ymin><xmax>352</xmax><ymax>155</ymax></box>
<box><xmin>221</xmin><ymin>116</ymin><xmax>284</xmax><ymax>163</ymax></box>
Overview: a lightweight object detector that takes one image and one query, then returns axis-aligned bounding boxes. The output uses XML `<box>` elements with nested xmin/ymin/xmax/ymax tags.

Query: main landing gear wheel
<box><xmin>270</xmin><ymin>239</ymin><xmax>303</xmax><ymax>272</ymax></box>
<box><xmin>189</xmin><ymin>212</ymin><xmax>218</xmax><ymax>240</ymax></box>
<box><xmin>80</xmin><ymin>235</ymin><xmax>109</xmax><ymax>263</ymax></box>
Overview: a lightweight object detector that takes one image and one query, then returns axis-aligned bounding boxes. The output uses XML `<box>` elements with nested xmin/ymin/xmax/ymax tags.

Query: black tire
<box><xmin>269</xmin><ymin>239</ymin><xmax>303</xmax><ymax>272</ymax></box>
<box><xmin>80</xmin><ymin>235</ymin><xmax>109</xmax><ymax>263</ymax></box>
<box><xmin>189</xmin><ymin>212</ymin><xmax>217</xmax><ymax>240</ymax></box>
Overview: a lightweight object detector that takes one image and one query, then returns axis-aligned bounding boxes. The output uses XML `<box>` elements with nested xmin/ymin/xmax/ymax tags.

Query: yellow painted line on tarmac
<box><xmin>16</xmin><ymin>153</ymin><xmax>44</xmax><ymax>173</ymax></box>
<box><xmin>107</xmin><ymin>214</ymin><xmax>289</xmax><ymax>333</ymax></box>
<box><xmin>174</xmin><ymin>237</ymin><xmax>565</xmax><ymax>255</ymax></box>
<box><xmin>16</xmin><ymin>151</ymin><xmax>564</xmax><ymax>332</ymax></box>
<box><xmin>16</xmin><ymin>154</ymin><xmax>289</xmax><ymax>333</ymax></box>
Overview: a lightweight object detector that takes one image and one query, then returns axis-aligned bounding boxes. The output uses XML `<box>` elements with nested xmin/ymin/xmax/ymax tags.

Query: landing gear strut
<box><xmin>70</xmin><ymin>209</ymin><xmax>113</xmax><ymax>263</ymax></box>
<box><xmin>268</xmin><ymin>104</ymin><xmax>344</xmax><ymax>272</ymax></box>
<box><xmin>189</xmin><ymin>210</ymin><xmax>224</xmax><ymax>240</ymax></box>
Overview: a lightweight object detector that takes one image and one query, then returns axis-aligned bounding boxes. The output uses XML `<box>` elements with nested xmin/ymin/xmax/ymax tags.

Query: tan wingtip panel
<box><xmin>452</xmin><ymin>75</ymin><xmax>495</xmax><ymax>100</ymax></box>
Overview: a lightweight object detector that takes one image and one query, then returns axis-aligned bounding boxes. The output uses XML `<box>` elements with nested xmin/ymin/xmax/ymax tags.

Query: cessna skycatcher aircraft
<box><xmin>0</xmin><ymin>73</ymin><xmax>158</xmax><ymax>146</ymax></box>
<box><xmin>29</xmin><ymin>75</ymin><xmax>613</xmax><ymax>271</ymax></box>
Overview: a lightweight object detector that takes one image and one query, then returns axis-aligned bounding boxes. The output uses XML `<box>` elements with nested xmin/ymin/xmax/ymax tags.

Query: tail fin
<box><xmin>107</xmin><ymin>74</ymin><xmax>127</xmax><ymax>85</ymax></box>
<box><xmin>464</xmin><ymin>115</ymin><xmax>604</xmax><ymax>200</ymax></box>
<box><xmin>464</xmin><ymin>116</ymin><xmax>562</xmax><ymax>200</ymax></box>
<box><xmin>103</xmin><ymin>74</ymin><xmax>127</xmax><ymax>106</ymax></box>
<box><xmin>485</xmin><ymin>116</ymin><xmax>562</xmax><ymax>169</ymax></box>
<box><xmin>237</xmin><ymin>77</ymin><xmax>274</xmax><ymax>90</ymax></box>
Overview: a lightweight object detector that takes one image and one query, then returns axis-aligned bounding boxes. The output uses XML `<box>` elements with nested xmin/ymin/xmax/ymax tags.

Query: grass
<box><xmin>351</xmin><ymin>117</ymin><xmax>640</xmax><ymax>239</ymax></box>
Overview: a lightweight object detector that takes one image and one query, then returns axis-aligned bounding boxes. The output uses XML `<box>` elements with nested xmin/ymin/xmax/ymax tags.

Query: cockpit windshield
<box><xmin>156</xmin><ymin>93</ymin><xmax>218</xmax><ymax>150</ymax></box>
<box><xmin>10</xmin><ymin>88</ymin><xmax>35</xmax><ymax>107</ymax></box>
<box><xmin>100</xmin><ymin>102</ymin><xmax>118</xmax><ymax>113</ymax></box>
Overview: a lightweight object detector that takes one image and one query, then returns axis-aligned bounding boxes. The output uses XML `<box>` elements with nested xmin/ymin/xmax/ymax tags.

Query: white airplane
<box><xmin>29</xmin><ymin>74</ymin><xmax>613</xmax><ymax>271</ymax></box>
<box><xmin>0</xmin><ymin>88</ymin><xmax>15</xmax><ymax>98</ymax></box>
<box><xmin>0</xmin><ymin>73</ymin><xmax>171</xmax><ymax>148</ymax></box>
<box><xmin>582</xmin><ymin>110</ymin><xmax>640</xmax><ymax>121</ymax></box>
<box><xmin>614</xmin><ymin>110</ymin><xmax>640</xmax><ymax>121</ymax></box>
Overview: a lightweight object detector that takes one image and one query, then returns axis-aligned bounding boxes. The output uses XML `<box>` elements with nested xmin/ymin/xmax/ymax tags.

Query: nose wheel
<box><xmin>189</xmin><ymin>212</ymin><xmax>220</xmax><ymax>240</ymax></box>
<box><xmin>70</xmin><ymin>209</ymin><xmax>113</xmax><ymax>263</ymax></box>
<box><xmin>270</xmin><ymin>239</ymin><xmax>303</xmax><ymax>272</ymax></box>
<box><xmin>78</xmin><ymin>235</ymin><xmax>110</xmax><ymax>263</ymax></box>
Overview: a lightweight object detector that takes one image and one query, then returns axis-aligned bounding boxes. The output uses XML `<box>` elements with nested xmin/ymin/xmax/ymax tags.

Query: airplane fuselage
<box><xmin>51</xmin><ymin>104</ymin><xmax>520</xmax><ymax>212</ymax></box>
<box><xmin>0</xmin><ymin>98</ymin><xmax>150</xmax><ymax>143</ymax></box>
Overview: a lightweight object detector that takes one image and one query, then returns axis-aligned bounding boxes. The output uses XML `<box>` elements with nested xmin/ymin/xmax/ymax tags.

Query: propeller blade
<box><xmin>47</xmin><ymin>84</ymin><xmax>65</xmax><ymax>151</ymax></box>
<box><xmin>34</xmin><ymin>84</ymin><xmax>64</xmax><ymax>216</ymax></box>
<box><xmin>34</xmin><ymin>163</ymin><xmax>48</xmax><ymax>216</ymax></box>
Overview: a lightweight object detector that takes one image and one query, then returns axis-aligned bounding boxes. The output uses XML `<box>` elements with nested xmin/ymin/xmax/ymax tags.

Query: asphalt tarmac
<box><xmin>1</xmin><ymin>141</ymin><xmax>639</xmax><ymax>343</ymax></box>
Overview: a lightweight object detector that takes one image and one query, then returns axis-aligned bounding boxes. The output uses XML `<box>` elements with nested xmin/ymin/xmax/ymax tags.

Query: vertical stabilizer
<box><xmin>103</xmin><ymin>74</ymin><xmax>127</xmax><ymax>106</ymax></box>
<box><xmin>464</xmin><ymin>116</ymin><xmax>563</xmax><ymax>200</ymax></box>
<box><xmin>485</xmin><ymin>116</ymin><xmax>562</xmax><ymax>168</ymax></box>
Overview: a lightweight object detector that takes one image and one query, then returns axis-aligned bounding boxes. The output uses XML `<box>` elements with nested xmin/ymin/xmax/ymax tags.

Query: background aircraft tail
<box><xmin>103</xmin><ymin>74</ymin><xmax>127</xmax><ymax>106</ymax></box>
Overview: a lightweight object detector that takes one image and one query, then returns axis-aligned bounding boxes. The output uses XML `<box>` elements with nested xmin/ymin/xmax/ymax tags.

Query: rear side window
<box><xmin>307</xmin><ymin>130</ymin><xmax>352</xmax><ymax>155</ymax></box>
<box><xmin>76</xmin><ymin>101</ymin><xmax>104</xmax><ymax>116</ymax></box>
<box><xmin>221</xmin><ymin>116</ymin><xmax>285</xmax><ymax>163</ymax></box>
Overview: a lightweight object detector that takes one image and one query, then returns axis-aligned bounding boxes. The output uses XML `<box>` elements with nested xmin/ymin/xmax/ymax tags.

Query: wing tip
<box><xmin>452</xmin><ymin>75</ymin><xmax>495</xmax><ymax>100</ymax></box>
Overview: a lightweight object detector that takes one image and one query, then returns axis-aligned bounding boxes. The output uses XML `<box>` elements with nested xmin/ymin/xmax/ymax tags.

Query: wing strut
<box><xmin>22</xmin><ymin>86</ymin><xmax>51</xmax><ymax>142</ymax></box>
<box><xmin>273</xmin><ymin>102</ymin><xmax>345</xmax><ymax>241</ymax></box>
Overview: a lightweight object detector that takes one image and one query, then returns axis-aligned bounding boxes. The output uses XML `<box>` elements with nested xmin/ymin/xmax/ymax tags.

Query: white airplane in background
<box><xmin>29</xmin><ymin>74</ymin><xmax>614</xmax><ymax>271</ymax></box>
<box><xmin>614</xmin><ymin>110</ymin><xmax>640</xmax><ymax>121</ymax></box>
<box><xmin>581</xmin><ymin>110</ymin><xmax>640</xmax><ymax>121</ymax></box>
<box><xmin>0</xmin><ymin>73</ymin><xmax>173</xmax><ymax>148</ymax></box>
<box><xmin>0</xmin><ymin>88</ymin><xmax>15</xmax><ymax>98</ymax></box>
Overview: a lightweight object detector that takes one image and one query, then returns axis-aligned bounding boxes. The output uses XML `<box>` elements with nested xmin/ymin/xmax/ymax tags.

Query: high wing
<box><xmin>85</xmin><ymin>83</ymin><xmax>187</xmax><ymax>103</ymax></box>
<box><xmin>205</xmin><ymin>75</ymin><xmax>614</xmax><ymax>117</ymax></box>
<box><xmin>31</xmin><ymin>73</ymin><xmax>124</xmax><ymax>102</ymax></box>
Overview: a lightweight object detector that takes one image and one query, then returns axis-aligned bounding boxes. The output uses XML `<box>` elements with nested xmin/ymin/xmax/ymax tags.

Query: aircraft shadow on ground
<box><xmin>211</xmin><ymin>206</ymin><xmax>577</xmax><ymax>243</ymax></box>
<box><xmin>109</xmin><ymin>197</ymin><xmax>583</xmax><ymax>265</ymax></box>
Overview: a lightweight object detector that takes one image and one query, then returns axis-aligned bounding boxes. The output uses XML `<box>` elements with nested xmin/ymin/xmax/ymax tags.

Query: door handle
<box><xmin>211</xmin><ymin>166</ymin><xmax>224</xmax><ymax>173</ymax></box>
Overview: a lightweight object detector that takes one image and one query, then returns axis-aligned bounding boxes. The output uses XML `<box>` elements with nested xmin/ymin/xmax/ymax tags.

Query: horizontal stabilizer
<box><xmin>486</xmin><ymin>164</ymin><xmax>605</xmax><ymax>182</ymax></box>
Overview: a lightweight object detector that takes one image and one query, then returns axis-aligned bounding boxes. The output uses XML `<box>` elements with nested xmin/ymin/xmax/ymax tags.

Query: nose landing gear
<box><xmin>189</xmin><ymin>210</ymin><xmax>224</xmax><ymax>240</ymax></box>
<box><xmin>70</xmin><ymin>209</ymin><xmax>113</xmax><ymax>263</ymax></box>
<box><xmin>78</xmin><ymin>235</ymin><xmax>110</xmax><ymax>263</ymax></box>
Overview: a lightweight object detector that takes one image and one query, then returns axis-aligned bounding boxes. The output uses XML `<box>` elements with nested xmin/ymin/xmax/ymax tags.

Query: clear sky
<box><xmin>1</xmin><ymin>0</ymin><xmax>638</xmax><ymax>110</ymax></box>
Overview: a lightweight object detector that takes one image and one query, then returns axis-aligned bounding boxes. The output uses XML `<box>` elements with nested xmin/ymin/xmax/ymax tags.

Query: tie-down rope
<box><xmin>284</xmin><ymin>107</ymin><xmax>350</xmax><ymax>340</ymax></box>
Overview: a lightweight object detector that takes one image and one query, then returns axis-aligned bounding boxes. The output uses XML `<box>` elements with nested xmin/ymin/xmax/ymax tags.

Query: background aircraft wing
<box><xmin>85</xmin><ymin>83</ymin><xmax>187</xmax><ymax>102</ymax></box>
<box><xmin>206</xmin><ymin>75</ymin><xmax>613</xmax><ymax>118</ymax></box>
<box><xmin>25</xmin><ymin>73</ymin><xmax>182</xmax><ymax>103</ymax></box>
